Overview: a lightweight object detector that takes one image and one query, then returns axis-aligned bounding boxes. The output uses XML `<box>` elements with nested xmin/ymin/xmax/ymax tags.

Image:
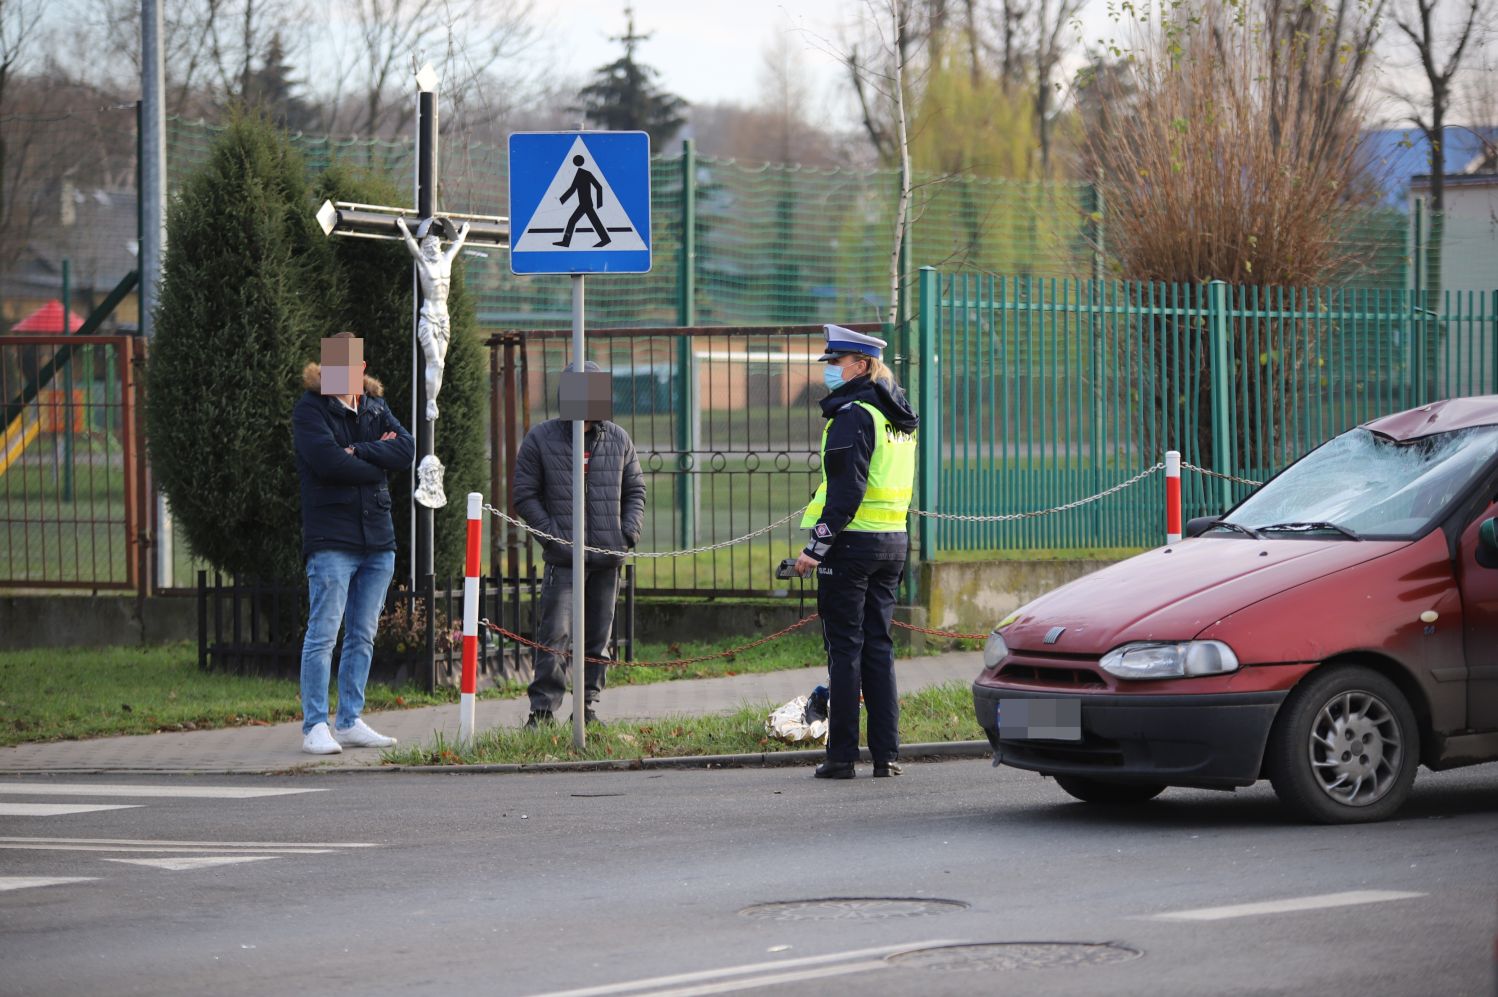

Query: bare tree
<box><xmin>333</xmin><ymin>0</ymin><xmax>538</xmax><ymax>138</ymax></box>
<box><xmin>1031</xmin><ymin>0</ymin><xmax>1086</xmax><ymax>169</ymax></box>
<box><xmin>1261</xmin><ymin>0</ymin><xmax>1386</xmax><ymax>153</ymax></box>
<box><xmin>843</xmin><ymin>0</ymin><xmax>916</xmax><ymax>324</ymax></box>
<box><xmin>1389</xmin><ymin>0</ymin><xmax>1490</xmax><ymax>314</ymax></box>
<box><xmin>0</xmin><ymin>0</ymin><xmax>49</xmax><ymax>275</ymax></box>
<box><xmin>1392</xmin><ymin>0</ymin><xmax>1487</xmax><ymax>209</ymax></box>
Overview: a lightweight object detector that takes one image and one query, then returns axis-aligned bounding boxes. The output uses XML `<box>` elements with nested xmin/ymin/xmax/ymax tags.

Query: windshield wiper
<box><xmin>1257</xmin><ymin>521</ymin><xmax>1362</xmax><ymax>540</ymax></box>
<box><xmin>1204</xmin><ymin>520</ymin><xmax>1262</xmax><ymax>539</ymax></box>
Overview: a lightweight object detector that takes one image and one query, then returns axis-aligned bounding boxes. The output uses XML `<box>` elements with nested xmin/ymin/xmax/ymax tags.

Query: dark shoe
<box><xmin>814</xmin><ymin>761</ymin><xmax>855</xmax><ymax>780</ymax></box>
<box><xmin>584</xmin><ymin>706</ymin><xmax>600</xmax><ymax>725</ymax></box>
<box><xmin>874</xmin><ymin>761</ymin><xmax>903</xmax><ymax>778</ymax></box>
<box><xmin>524</xmin><ymin>710</ymin><xmax>554</xmax><ymax>729</ymax></box>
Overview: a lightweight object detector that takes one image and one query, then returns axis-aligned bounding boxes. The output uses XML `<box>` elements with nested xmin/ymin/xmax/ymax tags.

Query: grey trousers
<box><xmin>527</xmin><ymin>564</ymin><xmax>621</xmax><ymax>713</ymax></box>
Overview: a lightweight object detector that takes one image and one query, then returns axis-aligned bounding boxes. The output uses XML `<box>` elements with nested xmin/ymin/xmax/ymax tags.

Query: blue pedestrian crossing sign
<box><xmin>508</xmin><ymin>131</ymin><xmax>652</xmax><ymax>275</ymax></box>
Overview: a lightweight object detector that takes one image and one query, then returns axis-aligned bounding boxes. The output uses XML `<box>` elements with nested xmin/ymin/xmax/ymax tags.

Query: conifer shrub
<box><xmin>147</xmin><ymin>112</ymin><xmax>334</xmax><ymax>580</ymax></box>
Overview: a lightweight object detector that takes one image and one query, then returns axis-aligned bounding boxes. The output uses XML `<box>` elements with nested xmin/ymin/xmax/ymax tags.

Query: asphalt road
<box><xmin>1</xmin><ymin>760</ymin><xmax>1495</xmax><ymax>997</ymax></box>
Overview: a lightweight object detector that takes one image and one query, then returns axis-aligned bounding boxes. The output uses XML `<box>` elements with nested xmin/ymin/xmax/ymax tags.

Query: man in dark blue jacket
<box><xmin>292</xmin><ymin>333</ymin><xmax>415</xmax><ymax>754</ymax></box>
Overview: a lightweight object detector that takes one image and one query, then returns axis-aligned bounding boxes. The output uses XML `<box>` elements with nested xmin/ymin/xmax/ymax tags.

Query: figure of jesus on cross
<box><xmin>396</xmin><ymin>215</ymin><xmax>470</xmax><ymax>422</ymax></box>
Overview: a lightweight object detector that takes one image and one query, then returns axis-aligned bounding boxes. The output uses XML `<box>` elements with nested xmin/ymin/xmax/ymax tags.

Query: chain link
<box><xmin>1181</xmin><ymin>462</ymin><xmax>1264</xmax><ymax>487</ymax></box>
<box><xmin>891</xmin><ymin>620</ymin><xmax>991</xmax><ymax>641</ymax></box>
<box><xmin>483</xmin><ymin>459</ymin><xmax>1256</xmax><ymax>556</ymax></box>
<box><xmin>479</xmin><ymin>614</ymin><xmax>820</xmax><ymax>669</ymax></box>
<box><xmin>483</xmin><ymin>503</ymin><xmax>806</xmax><ymax>559</ymax></box>
<box><xmin>479</xmin><ymin>613</ymin><xmax>994</xmax><ymax>668</ymax></box>
<box><xmin>908</xmin><ymin>462</ymin><xmax>1166</xmax><ymax>522</ymax></box>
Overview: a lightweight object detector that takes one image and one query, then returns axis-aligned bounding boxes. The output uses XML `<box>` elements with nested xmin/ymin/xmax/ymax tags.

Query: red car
<box><xmin>973</xmin><ymin>396</ymin><xmax>1498</xmax><ymax>823</ymax></box>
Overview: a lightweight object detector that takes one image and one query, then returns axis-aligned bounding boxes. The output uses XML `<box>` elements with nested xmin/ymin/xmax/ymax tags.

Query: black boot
<box><xmin>524</xmin><ymin>710</ymin><xmax>554</xmax><ymax>729</ymax></box>
<box><xmin>873</xmin><ymin>761</ymin><xmax>903</xmax><ymax>778</ymax></box>
<box><xmin>814</xmin><ymin>761</ymin><xmax>855</xmax><ymax>780</ymax></box>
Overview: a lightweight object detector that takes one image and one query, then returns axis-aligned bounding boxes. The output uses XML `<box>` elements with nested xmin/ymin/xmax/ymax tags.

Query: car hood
<box><xmin>1001</xmin><ymin>537</ymin><xmax>1406</xmax><ymax>654</ymax></box>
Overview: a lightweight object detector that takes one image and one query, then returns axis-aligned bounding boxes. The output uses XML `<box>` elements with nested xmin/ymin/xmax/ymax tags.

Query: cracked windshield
<box><xmin>1224</xmin><ymin>426</ymin><xmax>1498</xmax><ymax>539</ymax></box>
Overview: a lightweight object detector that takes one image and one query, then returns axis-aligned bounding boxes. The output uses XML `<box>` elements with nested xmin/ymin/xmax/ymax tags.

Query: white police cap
<box><xmin>816</xmin><ymin>324</ymin><xmax>887</xmax><ymax>361</ymax></box>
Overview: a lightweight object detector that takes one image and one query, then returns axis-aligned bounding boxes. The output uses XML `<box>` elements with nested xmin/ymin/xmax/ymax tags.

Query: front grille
<box><xmin>996</xmin><ymin>649</ymin><xmax>1110</xmax><ymax>690</ymax></box>
<box><xmin>998</xmin><ymin>663</ymin><xmax>1106</xmax><ymax>689</ymax></box>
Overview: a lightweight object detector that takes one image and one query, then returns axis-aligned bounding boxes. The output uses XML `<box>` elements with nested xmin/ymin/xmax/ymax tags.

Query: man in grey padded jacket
<box><xmin>513</xmin><ymin>361</ymin><xmax>646</xmax><ymax>726</ymax></box>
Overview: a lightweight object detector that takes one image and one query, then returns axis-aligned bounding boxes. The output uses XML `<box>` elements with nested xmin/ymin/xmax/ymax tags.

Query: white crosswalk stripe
<box><xmin>0</xmin><ymin>784</ymin><xmax>373</xmax><ymax>888</ymax></box>
<box><xmin>0</xmin><ymin>782</ymin><xmax>325</xmax><ymax>799</ymax></box>
<box><xmin>104</xmin><ymin>856</ymin><xmax>277</xmax><ymax>871</ymax></box>
<box><xmin>0</xmin><ymin>875</ymin><xmax>98</xmax><ymax>892</ymax></box>
<box><xmin>0</xmin><ymin>803</ymin><xmax>142</xmax><ymax>817</ymax></box>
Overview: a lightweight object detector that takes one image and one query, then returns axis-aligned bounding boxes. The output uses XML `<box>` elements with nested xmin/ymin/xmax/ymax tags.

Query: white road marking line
<box><xmin>0</xmin><ymin>783</ymin><xmax>325</xmax><ymax>799</ymax></box>
<box><xmin>630</xmin><ymin>961</ymin><xmax>888</xmax><ymax>997</ymax></box>
<box><xmin>0</xmin><ymin>836</ymin><xmax>376</xmax><ymax>848</ymax></box>
<box><xmin>0</xmin><ymin>803</ymin><xmax>143</xmax><ymax>817</ymax></box>
<box><xmin>526</xmin><ymin>941</ymin><xmax>962</xmax><ymax>997</ymax></box>
<box><xmin>104</xmin><ymin>856</ymin><xmax>277</xmax><ymax>871</ymax></box>
<box><xmin>1153</xmin><ymin>890</ymin><xmax>1426</xmax><ymax>921</ymax></box>
<box><xmin>0</xmin><ymin>876</ymin><xmax>99</xmax><ymax>892</ymax></box>
<box><xmin>0</xmin><ymin>843</ymin><xmax>333</xmax><ymax>854</ymax></box>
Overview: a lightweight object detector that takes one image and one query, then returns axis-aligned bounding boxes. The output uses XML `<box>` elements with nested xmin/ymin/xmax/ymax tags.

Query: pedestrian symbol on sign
<box><xmin>554</xmin><ymin>156</ymin><xmax>610</xmax><ymax>248</ymax></box>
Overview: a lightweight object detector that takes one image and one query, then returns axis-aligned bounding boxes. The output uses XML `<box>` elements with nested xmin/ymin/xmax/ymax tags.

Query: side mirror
<box><xmin>1185</xmin><ymin>515</ymin><xmax>1218</xmax><ymax>539</ymax></box>
<box><xmin>1479</xmin><ymin>518</ymin><xmax>1498</xmax><ymax>564</ymax></box>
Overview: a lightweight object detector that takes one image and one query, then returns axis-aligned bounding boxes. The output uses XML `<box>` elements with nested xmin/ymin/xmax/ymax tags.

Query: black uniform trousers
<box><xmin>817</xmin><ymin>550</ymin><xmax>904</xmax><ymax>764</ymax></box>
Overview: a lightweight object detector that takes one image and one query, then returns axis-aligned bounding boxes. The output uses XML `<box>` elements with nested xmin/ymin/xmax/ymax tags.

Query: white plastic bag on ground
<box><xmin>766</xmin><ymin>695</ymin><xmax>828</xmax><ymax>744</ymax></box>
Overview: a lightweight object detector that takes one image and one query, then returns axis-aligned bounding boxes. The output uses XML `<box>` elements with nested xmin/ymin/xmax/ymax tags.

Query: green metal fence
<box><xmin>914</xmin><ymin>269</ymin><xmax>1498</xmax><ymax>558</ymax></box>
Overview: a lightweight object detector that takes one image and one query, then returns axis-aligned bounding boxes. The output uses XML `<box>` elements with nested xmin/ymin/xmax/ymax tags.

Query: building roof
<box><xmin>9</xmin><ymin>299</ymin><xmax>86</xmax><ymax>333</ymax></box>
<box><xmin>1359</xmin><ymin>127</ymin><xmax>1498</xmax><ymax>207</ymax></box>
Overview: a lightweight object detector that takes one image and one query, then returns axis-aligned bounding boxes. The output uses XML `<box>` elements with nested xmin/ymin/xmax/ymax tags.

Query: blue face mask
<box><xmin>823</xmin><ymin>364</ymin><xmax>846</xmax><ymax>391</ymax></box>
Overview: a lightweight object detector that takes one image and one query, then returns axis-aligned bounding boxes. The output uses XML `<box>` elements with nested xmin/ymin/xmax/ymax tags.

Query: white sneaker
<box><xmin>302</xmin><ymin>722</ymin><xmax>343</xmax><ymax>755</ymax></box>
<box><xmin>333</xmin><ymin>719</ymin><xmax>397</xmax><ymax>748</ymax></box>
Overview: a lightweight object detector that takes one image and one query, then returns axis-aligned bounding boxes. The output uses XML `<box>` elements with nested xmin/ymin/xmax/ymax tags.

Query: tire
<box><xmin>1265</xmin><ymin>665</ymin><xmax>1420</xmax><ymax>824</ymax></box>
<box><xmin>1053</xmin><ymin>775</ymin><xmax>1166</xmax><ymax>804</ymax></box>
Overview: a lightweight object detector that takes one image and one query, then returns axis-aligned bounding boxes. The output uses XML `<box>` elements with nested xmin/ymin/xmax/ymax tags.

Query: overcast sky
<box><xmin>536</xmin><ymin>0</ymin><xmax>1126</xmax><ymax>128</ymax></box>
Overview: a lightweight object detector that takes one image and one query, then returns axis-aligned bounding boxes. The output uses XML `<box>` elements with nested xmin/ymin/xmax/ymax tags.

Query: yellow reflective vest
<box><xmin>801</xmin><ymin>401</ymin><xmax>917</xmax><ymax>533</ymax></box>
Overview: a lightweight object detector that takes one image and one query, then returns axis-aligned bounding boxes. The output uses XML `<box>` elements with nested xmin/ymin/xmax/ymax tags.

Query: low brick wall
<box><xmin>920</xmin><ymin>558</ymin><xmax>1128</xmax><ymax>635</ymax></box>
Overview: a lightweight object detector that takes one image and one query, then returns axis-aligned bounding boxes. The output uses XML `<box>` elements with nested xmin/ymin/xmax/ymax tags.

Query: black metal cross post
<box><xmin>314</xmin><ymin>63</ymin><xmax>507</xmax><ymax>687</ymax></box>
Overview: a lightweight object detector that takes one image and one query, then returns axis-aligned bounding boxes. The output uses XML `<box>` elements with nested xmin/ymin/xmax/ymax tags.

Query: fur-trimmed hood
<box><xmin>302</xmin><ymin>362</ymin><xmax>384</xmax><ymax>398</ymax></box>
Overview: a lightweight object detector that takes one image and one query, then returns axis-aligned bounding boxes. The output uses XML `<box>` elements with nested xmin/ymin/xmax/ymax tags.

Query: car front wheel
<box><xmin>1266</xmin><ymin>665</ymin><xmax>1419</xmax><ymax>824</ymax></box>
<box><xmin>1053</xmin><ymin>775</ymin><xmax>1166</xmax><ymax>804</ymax></box>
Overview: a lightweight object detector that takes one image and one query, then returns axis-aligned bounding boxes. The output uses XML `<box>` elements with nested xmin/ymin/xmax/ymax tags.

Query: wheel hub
<box><xmin>1308</xmin><ymin>690</ymin><xmax>1402</xmax><ymax>807</ymax></box>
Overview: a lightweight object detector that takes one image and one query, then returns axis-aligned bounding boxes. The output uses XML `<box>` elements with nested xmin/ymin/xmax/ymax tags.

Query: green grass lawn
<box><xmin>0</xmin><ymin>643</ymin><xmax>451</xmax><ymax>747</ymax></box>
<box><xmin>0</xmin><ymin>627</ymin><xmax>880</xmax><ymax>746</ymax></box>
<box><xmin>383</xmin><ymin>680</ymin><xmax>982</xmax><ymax>766</ymax></box>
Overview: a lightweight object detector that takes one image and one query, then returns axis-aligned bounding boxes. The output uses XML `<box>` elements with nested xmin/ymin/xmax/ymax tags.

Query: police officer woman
<box><xmin>793</xmin><ymin>325</ymin><xmax>919</xmax><ymax>779</ymax></box>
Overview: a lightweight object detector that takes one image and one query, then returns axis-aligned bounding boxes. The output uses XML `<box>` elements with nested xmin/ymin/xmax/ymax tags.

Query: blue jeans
<box><xmin>299</xmin><ymin>548</ymin><xmax>394</xmax><ymax>734</ymax></box>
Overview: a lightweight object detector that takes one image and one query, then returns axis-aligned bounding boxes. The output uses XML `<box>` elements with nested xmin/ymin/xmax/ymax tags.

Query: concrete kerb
<box><xmin>374</xmin><ymin>739</ymin><xmax>992</xmax><ymax>775</ymax></box>
<box><xmin>0</xmin><ymin>741</ymin><xmax>992</xmax><ymax>778</ymax></box>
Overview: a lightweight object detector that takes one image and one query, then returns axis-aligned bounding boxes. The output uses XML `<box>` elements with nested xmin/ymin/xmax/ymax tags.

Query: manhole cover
<box><xmin>739</xmin><ymin>898</ymin><xmax>969</xmax><ymax>922</ymax></box>
<box><xmin>887</xmin><ymin>942</ymin><xmax>1142</xmax><ymax>972</ymax></box>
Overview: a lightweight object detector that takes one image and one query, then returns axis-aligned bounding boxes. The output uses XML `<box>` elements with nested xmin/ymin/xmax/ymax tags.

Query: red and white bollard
<box><xmin>1165</xmin><ymin>450</ymin><xmax>1183</xmax><ymax>545</ymax></box>
<box><xmin>460</xmin><ymin>492</ymin><xmax>482</xmax><ymax>742</ymax></box>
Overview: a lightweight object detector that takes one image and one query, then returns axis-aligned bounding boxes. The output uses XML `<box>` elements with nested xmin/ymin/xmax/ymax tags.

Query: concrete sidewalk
<box><xmin>0</xmin><ymin>651</ymin><xmax>984</xmax><ymax>775</ymax></box>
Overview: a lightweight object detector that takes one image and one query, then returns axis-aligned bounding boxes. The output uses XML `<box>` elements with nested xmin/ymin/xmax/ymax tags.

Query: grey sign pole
<box><xmin>570</xmin><ymin>274</ymin><xmax>587</xmax><ymax>749</ymax></box>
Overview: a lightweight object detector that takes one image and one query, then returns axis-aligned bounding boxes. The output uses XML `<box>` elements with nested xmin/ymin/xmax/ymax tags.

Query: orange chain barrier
<box><xmin>478</xmin><ymin>614</ymin><xmax>992</xmax><ymax>669</ymax></box>
<box><xmin>892</xmin><ymin>620</ymin><xmax>990</xmax><ymax>641</ymax></box>
<box><xmin>480</xmin><ymin>614</ymin><xmax>822</xmax><ymax>670</ymax></box>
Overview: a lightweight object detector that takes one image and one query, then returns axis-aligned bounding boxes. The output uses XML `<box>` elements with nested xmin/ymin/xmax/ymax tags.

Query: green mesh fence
<box><xmin>163</xmin><ymin>118</ymin><xmax>1417</xmax><ymax>338</ymax></box>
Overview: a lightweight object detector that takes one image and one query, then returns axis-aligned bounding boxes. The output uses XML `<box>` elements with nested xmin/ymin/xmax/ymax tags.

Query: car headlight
<box><xmin>983</xmin><ymin>630</ymin><xmax>1010</xmax><ymax>671</ymax></box>
<box><xmin>1099</xmin><ymin>640</ymin><xmax>1240</xmax><ymax>679</ymax></box>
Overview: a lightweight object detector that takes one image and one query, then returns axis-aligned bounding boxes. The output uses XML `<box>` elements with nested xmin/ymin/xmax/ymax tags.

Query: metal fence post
<box><xmin>916</xmin><ymin>267</ymin><xmax>940</xmax><ymax>575</ymax></box>
<box><xmin>675</xmin><ymin>139</ymin><xmax>697</xmax><ymax>549</ymax></box>
<box><xmin>1207</xmin><ymin>280</ymin><xmax>1234</xmax><ymax>513</ymax></box>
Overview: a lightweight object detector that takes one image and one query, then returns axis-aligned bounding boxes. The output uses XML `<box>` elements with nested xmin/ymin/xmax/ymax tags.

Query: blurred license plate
<box><xmin>998</xmin><ymin>698</ymin><xmax>1081</xmax><ymax>741</ymax></box>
